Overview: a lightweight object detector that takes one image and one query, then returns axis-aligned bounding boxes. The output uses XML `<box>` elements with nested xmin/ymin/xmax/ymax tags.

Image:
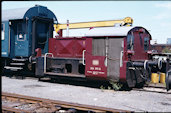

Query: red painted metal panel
<box><xmin>49</xmin><ymin>37</ymin><xmax>86</xmax><ymax>58</ymax></box>
<box><xmin>132</xmin><ymin>32</ymin><xmax>147</xmax><ymax>60</ymax></box>
<box><xmin>85</xmin><ymin>55</ymin><xmax>107</xmax><ymax>79</ymax></box>
<box><xmin>49</xmin><ymin>38</ymin><xmax>55</xmax><ymax>55</ymax></box>
<box><xmin>74</xmin><ymin>39</ymin><xmax>86</xmax><ymax>57</ymax></box>
<box><xmin>57</xmin><ymin>39</ymin><xmax>75</xmax><ymax>57</ymax></box>
<box><xmin>128</xmin><ymin>31</ymin><xmax>149</xmax><ymax>61</ymax></box>
<box><xmin>120</xmin><ymin>28</ymin><xmax>151</xmax><ymax>82</ymax></box>
<box><xmin>85</xmin><ymin>38</ymin><xmax>107</xmax><ymax>79</ymax></box>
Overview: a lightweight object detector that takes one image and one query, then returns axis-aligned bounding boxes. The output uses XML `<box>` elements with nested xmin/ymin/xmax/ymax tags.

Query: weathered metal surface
<box><xmin>107</xmin><ymin>38</ymin><xmax>123</xmax><ymax>81</ymax></box>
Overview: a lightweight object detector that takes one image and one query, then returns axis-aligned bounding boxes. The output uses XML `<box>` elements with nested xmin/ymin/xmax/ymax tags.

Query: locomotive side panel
<box><xmin>1</xmin><ymin>22</ymin><xmax>10</xmax><ymax>57</ymax></box>
<box><xmin>49</xmin><ymin>38</ymin><xmax>86</xmax><ymax>58</ymax></box>
<box><xmin>36</xmin><ymin>37</ymin><xmax>87</xmax><ymax>78</ymax></box>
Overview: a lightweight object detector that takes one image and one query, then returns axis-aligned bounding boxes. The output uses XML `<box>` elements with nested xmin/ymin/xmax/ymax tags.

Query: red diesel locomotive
<box><xmin>35</xmin><ymin>26</ymin><xmax>169</xmax><ymax>88</ymax></box>
<box><xmin>2</xmin><ymin>5</ymin><xmax>170</xmax><ymax>90</ymax></box>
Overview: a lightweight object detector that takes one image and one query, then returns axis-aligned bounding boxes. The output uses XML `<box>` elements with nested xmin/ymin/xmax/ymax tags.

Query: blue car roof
<box><xmin>2</xmin><ymin>8</ymin><xmax>30</xmax><ymax>21</ymax></box>
<box><xmin>2</xmin><ymin>5</ymin><xmax>57</xmax><ymax>22</ymax></box>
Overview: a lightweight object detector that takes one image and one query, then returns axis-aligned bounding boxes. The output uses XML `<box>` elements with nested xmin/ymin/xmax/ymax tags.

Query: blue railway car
<box><xmin>1</xmin><ymin>5</ymin><xmax>57</xmax><ymax>74</ymax></box>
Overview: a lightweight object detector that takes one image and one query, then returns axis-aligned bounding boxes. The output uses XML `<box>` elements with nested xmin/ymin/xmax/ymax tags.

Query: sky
<box><xmin>2</xmin><ymin>1</ymin><xmax>171</xmax><ymax>44</ymax></box>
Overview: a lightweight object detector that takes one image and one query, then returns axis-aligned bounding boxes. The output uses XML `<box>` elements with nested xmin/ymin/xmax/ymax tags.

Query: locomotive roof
<box><xmin>2</xmin><ymin>5</ymin><xmax>57</xmax><ymax>22</ymax></box>
<box><xmin>84</xmin><ymin>26</ymin><xmax>150</xmax><ymax>37</ymax></box>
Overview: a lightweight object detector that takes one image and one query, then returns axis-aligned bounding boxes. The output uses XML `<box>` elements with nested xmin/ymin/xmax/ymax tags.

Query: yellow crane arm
<box><xmin>54</xmin><ymin>17</ymin><xmax>133</xmax><ymax>33</ymax></box>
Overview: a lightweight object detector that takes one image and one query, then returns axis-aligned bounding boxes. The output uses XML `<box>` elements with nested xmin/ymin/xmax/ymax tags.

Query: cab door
<box><xmin>14</xmin><ymin>21</ymin><xmax>29</xmax><ymax>57</ymax></box>
<box><xmin>85</xmin><ymin>37</ymin><xmax>124</xmax><ymax>81</ymax></box>
<box><xmin>107</xmin><ymin>37</ymin><xmax>124</xmax><ymax>81</ymax></box>
<box><xmin>85</xmin><ymin>38</ymin><xmax>107</xmax><ymax>79</ymax></box>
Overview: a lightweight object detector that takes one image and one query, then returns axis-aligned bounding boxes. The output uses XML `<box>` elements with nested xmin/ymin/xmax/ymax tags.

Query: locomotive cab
<box><xmin>126</xmin><ymin>27</ymin><xmax>151</xmax><ymax>60</ymax></box>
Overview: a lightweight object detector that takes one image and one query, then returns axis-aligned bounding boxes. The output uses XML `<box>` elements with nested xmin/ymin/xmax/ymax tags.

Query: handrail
<box><xmin>120</xmin><ymin>51</ymin><xmax>123</xmax><ymax>67</ymax></box>
<box><xmin>82</xmin><ymin>50</ymin><xmax>86</xmax><ymax>65</ymax></box>
<box><xmin>44</xmin><ymin>53</ymin><xmax>53</xmax><ymax>73</ymax></box>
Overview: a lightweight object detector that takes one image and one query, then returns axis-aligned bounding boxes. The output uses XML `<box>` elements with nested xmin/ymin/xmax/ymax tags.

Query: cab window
<box><xmin>139</xmin><ymin>33</ymin><xmax>143</xmax><ymax>47</ymax></box>
<box><xmin>1</xmin><ymin>23</ymin><xmax>5</xmax><ymax>40</ymax></box>
<box><xmin>127</xmin><ymin>33</ymin><xmax>134</xmax><ymax>50</ymax></box>
<box><xmin>17</xmin><ymin>23</ymin><xmax>25</xmax><ymax>41</ymax></box>
<box><xmin>144</xmin><ymin>37</ymin><xmax>149</xmax><ymax>51</ymax></box>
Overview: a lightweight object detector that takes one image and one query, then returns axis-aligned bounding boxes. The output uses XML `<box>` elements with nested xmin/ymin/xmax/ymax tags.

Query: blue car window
<box><xmin>1</xmin><ymin>23</ymin><xmax>5</xmax><ymax>40</ymax></box>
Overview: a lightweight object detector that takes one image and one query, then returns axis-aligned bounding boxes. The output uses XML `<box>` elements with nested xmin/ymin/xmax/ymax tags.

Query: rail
<box><xmin>2</xmin><ymin>92</ymin><xmax>131</xmax><ymax>113</ymax></box>
<box><xmin>133</xmin><ymin>85</ymin><xmax>171</xmax><ymax>94</ymax></box>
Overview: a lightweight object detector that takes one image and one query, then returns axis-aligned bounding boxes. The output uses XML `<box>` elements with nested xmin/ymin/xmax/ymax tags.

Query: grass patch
<box><xmin>109</xmin><ymin>81</ymin><xmax>123</xmax><ymax>91</ymax></box>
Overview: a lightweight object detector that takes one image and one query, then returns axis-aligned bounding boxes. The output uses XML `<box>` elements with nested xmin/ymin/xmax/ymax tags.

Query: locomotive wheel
<box><xmin>126</xmin><ymin>61</ymin><xmax>152</xmax><ymax>88</ymax></box>
<box><xmin>38</xmin><ymin>77</ymin><xmax>41</xmax><ymax>81</ymax></box>
<box><xmin>27</xmin><ymin>63</ymin><xmax>32</xmax><ymax>71</ymax></box>
<box><xmin>27</xmin><ymin>63</ymin><xmax>35</xmax><ymax>72</ymax></box>
<box><xmin>134</xmin><ymin>68</ymin><xmax>146</xmax><ymax>88</ymax></box>
<box><xmin>139</xmin><ymin>67</ymin><xmax>151</xmax><ymax>82</ymax></box>
<box><xmin>166</xmin><ymin>69</ymin><xmax>171</xmax><ymax>91</ymax></box>
<box><xmin>135</xmin><ymin>81</ymin><xmax>145</xmax><ymax>88</ymax></box>
<box><xmin>126</xmin><ymin>62</ymin><xmax>136</xmax><ymax>88</ymax></box>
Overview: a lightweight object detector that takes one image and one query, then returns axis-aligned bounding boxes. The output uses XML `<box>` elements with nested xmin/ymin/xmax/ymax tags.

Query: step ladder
<box><xmin>4</xmin><ymin>58</ymin><xmax>27</xmax><ymax>71</ymax></box>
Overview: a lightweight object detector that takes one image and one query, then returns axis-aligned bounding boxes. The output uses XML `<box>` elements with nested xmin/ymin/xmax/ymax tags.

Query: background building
<box><xmin>152</xmin><ymin>44</ymin><xmax>171</xmax><ymax>53</ymax></box>
<box><xmin>167</xmin><ymin>38</ymin><xmax>171</xmax><ymax>44</ymax></box>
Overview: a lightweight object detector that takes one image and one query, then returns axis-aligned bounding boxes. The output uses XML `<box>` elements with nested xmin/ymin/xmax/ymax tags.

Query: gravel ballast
<box><xmin>2</xmin><ymin>76</ymin><xmax>171</xmax><ymax>112</ymax></box>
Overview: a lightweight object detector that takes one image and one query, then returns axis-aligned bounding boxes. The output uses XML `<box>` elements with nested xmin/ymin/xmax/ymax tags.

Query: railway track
<box><xmin>2</xmin><ymin>92</ymin><xmax>131</xmax><ymax>113</ymax></box>
<box><xmin>133</xmin><ymin>85</ymin><xmax>171</xmax><ymax>94</ymax></box>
